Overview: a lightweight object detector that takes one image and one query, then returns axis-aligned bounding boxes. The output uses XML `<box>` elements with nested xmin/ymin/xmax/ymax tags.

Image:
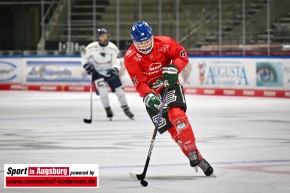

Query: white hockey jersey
<box><xmin>81</xmin><ymin>41</ymin><xmax>121</xmax><ymax>77</ymax></box>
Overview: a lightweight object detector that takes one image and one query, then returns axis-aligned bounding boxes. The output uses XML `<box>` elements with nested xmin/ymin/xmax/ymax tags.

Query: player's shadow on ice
<box><xmin>114</xmin><ymin>175</ymin><xmax>208</xmax><ymax>182</ymax></box>
<box><xmin>91</xmin><ymin>119</ymin><xmax>134</xmax><ymax>122</ymax></box>
<box><xmin>147</xmin><ymin>175</ymin><xmax>209</xmax><ymax>180</ymax></box>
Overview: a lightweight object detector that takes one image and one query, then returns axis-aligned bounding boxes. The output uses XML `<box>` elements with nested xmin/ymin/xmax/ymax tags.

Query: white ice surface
<box><xmin>0</xmin><ymin>91</ymin><xmax>290</xmax><ymax>193</ymax></box>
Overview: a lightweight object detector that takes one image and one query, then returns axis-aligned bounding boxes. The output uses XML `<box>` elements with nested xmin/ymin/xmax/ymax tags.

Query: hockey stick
<box><xmin>129</xmin><ymin>86</ymin><xmax>169</xmax><ymax>186</ymax></box>
<box><xmin>83</xmin><ymin>76</ymin><xmax>93</xmax><ymax>124</ymax></box>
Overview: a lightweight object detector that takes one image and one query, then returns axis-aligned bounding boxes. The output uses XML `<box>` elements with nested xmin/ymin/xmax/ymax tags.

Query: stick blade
<box><xmin>129</xmin><ymin>172</ymin><xmax>144</xmax><ymax>181</ymax></box>
<box><xmin>129</xmin><ymin>172</ymin><xmax>138</xmax><ymax>180</ymax></box>
<box><xmin>83</xmin><ymin>119</ymin><xmax>92</xmax><ymax>124</ymax></box>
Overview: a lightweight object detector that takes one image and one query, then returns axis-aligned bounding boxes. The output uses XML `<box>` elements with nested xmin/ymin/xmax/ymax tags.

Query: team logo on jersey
<box><xmin>100</xmin><ymin>52</ymin><xmax>106</xmax><ymax>57</ymax></box>
<box><xmin>131</xmin><ymin>76</ymin><xmax>138</xmax><ymax>86</ymax></box>
<box><xmin>149</xmin><ymin>63</ymin><xmax>162</xmax><ymax>71</ymax></box>
<box><xmin>152</xmin><ymin>115</ymin><xmax>166</xmax><ymax>130</ymax></box>
<box><xmin>166</xmin><ymin>90</ymin><xmax>177</xmax><ymax>104</ymax></box>
<box><xmin>158</xmin><ymin>45</ymin><xmax>169</xmax><ymax>53</ymax></box>
<box><xmin>180</xmin><ymin>50</ymin><xmax>186</xmax><ymax>57</ymax></box>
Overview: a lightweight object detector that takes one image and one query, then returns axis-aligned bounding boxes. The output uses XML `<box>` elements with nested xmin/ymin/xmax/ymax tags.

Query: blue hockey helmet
<box><xmin>130</xmin><ymin>21</ymin><xmax>154</xmax><ymax>54</ymax></box>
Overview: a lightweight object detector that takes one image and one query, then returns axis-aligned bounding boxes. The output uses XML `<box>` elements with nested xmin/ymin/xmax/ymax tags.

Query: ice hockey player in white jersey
<box><xmin>81</xmin><ymin>28</ymin><xmax>134</xmax><ymax>120</ymax></box>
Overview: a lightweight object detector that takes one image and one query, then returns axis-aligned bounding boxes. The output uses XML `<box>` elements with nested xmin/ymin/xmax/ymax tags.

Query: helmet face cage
<box><xmin>96</xmin><ymin>28</ymin><xmax>109</xmax><ymax>46</ymax></box>
<box><xmin>130</xmin><ymin>21</ymin><xmax>154</xmax><ymax>54</ymax></box>
<box><xmin>133</xmin><ymin>37</ymin><xmax>154</xmax><ymax>55</ymax></box>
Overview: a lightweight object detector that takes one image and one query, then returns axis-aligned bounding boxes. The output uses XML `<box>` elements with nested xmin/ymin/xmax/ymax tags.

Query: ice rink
<box><xmin>0</xmin><ymin>90</ymin><xmax>290</xmax><ymax>193</ymax></box>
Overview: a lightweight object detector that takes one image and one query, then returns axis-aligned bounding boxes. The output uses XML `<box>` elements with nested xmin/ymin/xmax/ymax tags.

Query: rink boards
<box><xmin>0</xmin><ymin>56</ymin><xmax>289</xmax><ymax>98</ymax></box>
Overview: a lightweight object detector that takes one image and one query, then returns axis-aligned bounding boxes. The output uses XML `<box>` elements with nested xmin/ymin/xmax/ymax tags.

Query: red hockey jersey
<box><xmin>124</xmin><ymin>36</ymin><xmax>189</xmax><ymax>97</ymax></box>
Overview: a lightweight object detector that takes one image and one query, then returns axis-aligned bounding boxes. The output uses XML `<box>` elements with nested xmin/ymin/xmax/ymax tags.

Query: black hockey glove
<box><xmin>83</xmin><ymin>63</ymin><xmax>93</xmax><ymax>75</ymax></box>
<box><xmin>106</xmin><ymin>68</ymin><xmax>119</xmax><ymax>79</ymax></box>
<box><xmin>162</xmin><ymin>64</ymin><xmax>179</xmax><ymax>88</ymax></box>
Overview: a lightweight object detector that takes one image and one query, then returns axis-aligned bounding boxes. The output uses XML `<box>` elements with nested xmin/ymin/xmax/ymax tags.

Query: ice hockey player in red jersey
<box><xmin>124</xmin><ymin>21</ymin><xmax>214</xmax><ymax>176</ymax></box>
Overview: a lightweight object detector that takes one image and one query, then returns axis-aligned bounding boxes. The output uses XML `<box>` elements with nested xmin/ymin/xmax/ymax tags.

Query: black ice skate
<box><xmin>188</xmin><ymin>150</ymin><xmax>200</xmax><ymax>167</ymax></box>
<box><xmin>199</xmin><ymin>158</ymin><xmax>216</xmax><ymax>177</ymax></box>
<box><xmin>105</xmin><ymin>107</ymin><xmax>113</xmax><ymax>121</ymax></box>
<box><xmin>121</xmin><ymin>105</ymin><xmax>134</xmax><ymax>120</ymax></box>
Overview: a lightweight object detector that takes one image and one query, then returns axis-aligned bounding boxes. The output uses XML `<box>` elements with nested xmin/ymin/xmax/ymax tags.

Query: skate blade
<box><xmin>194</xmin><ymin>166</ymin><xmax>198</xmax><ymax>172</ymax></box>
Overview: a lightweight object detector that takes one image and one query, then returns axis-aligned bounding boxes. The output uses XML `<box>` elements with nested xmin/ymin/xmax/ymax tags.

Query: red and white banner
<box><xmin>4</xmin><ymin>164</ymin><xmax>99</xmax><ymax>188</ymax></box>
<box><xmin>1</xmin><ymin>83</ymin><xmax>289</xmax><ymax>98</ymax></box>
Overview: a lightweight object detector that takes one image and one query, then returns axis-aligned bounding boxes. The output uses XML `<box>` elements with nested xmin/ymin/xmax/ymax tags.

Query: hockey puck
<box><xmin>140</xmin><ymin>180</ymin><xmax>148</xmax><ymax>187</ymax></box>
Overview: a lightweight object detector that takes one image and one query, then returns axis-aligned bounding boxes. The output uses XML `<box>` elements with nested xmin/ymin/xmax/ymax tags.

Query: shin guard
<box><xmin>168</xmin><ymin>127</ymin><xmax>188</xmax><ymax>157</ymax></box>
<box><xmin>168</xmin><ymin>107</ymin><xmax>203</xmax><ymax>162</ymax></box>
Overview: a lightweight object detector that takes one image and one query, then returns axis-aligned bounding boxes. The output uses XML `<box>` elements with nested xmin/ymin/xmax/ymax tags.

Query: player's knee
<box><xmin>168</xmin><ymin>107</ymin><xmax>189</xmax><ymax>131</ymax></box>
<box><xmin>99</xmin><ymin>88</ymin><xmax>108</xmax><ymax>97</ymax></box>
<box><xmin>95</xmin><ymin>79</ymin><xmax>108</xmax><ymax>98</ymax></box>
<box><xmin>114</xmin><ymin>86</ymin><xmax>125</xmax><ymax>98</ymax></box>
<box><xmin>168</xmin><ymin>107</ymin><xmax>187</xmax><ymax>120</ymax></box>
<box><xmin>173</xmin><ymin>117</ymin><xmax>190</xmax><ymax>132</ymax></box>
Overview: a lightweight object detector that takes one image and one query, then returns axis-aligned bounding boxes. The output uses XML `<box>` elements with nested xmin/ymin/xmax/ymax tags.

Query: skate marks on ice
<box><xmin>1</xmin><ymin>92</ymin><xmax>290</xmax><ymax>193</ymax></box>
<box><xmin>0</xmin><ymin>126</ymin><xmax>145</xmax><ymax>151</ymax></box>
<box><xmin>222</xmin><ymin>163</ymin><xmax>290</xmax><ymax>175</ymax></box>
